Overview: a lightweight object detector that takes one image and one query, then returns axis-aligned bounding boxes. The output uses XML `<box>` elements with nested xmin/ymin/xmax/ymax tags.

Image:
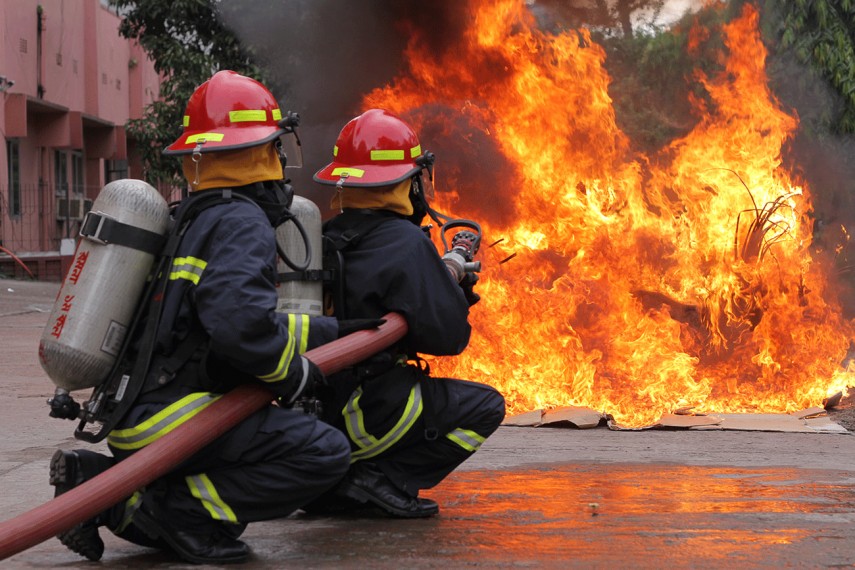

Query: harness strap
<box><xmin>80</xmin><ymin>211</ymin><xmax>165</xmax><ymax>255</ymax></box>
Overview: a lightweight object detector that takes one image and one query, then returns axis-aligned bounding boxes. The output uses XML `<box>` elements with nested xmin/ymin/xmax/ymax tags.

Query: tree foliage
<box><xmin>109</xmin><ymin>0</ymin><xmax>267</xmax><ymax>185</ymax></box>
<box><xmin>767</xmin><ymin>0</ymin><xmax>855</xmax><ymax>133</ymax></box>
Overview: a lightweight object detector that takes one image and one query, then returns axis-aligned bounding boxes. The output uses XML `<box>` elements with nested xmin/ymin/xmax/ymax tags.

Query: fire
<box><xmin>363</xmin><ymin>1</ymin><xmax>855</xmax><ymax>427</ymax></box>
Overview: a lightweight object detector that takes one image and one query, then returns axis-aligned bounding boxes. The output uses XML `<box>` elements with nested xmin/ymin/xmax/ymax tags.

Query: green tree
<box><xmin>766</xmin><ymin>0</ymin><xmax>855</xmax><ymax>133</ymax></box>
<box><xmin>110</xmin><ymin>0</ymin><xmax>266</xmax><ymax>186</ymax></box>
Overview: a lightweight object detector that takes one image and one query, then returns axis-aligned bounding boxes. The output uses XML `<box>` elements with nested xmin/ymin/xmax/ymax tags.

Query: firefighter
<box><xmin>311</xmin><ymin>108</ymin><xmax>506</xmax><ymax>518</ymax></box>
<box><xmin>48</xmin><ymin>71</ymin><xmax>359</xmax><ymax>564</ymax></box>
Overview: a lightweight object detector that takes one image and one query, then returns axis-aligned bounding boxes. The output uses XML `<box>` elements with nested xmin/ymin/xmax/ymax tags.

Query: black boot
<box><xmin>337</xmin><ymin>462</ymin><xmax>439</xmax><ymax>518</ymax></box>
<box><xmin>133</xmin><ymin>503</ymin><xmax>250</xmax><ymax>565</ymax></box>
<box><xmin>49</xmin><ymin>449</ymin><xmax>115</xmax><ymax>561</ymax></box>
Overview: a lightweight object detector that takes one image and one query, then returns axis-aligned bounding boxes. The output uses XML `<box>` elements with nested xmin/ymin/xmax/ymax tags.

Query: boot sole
<box><xmin>338</xmin><ymin>480</ymin><xmax>439</xmax><ymax>518</ymax></box>
<box><xmin>49</xmin><ymin>450</ymin><xmax>104</xmax><ymax>561</ymax></box>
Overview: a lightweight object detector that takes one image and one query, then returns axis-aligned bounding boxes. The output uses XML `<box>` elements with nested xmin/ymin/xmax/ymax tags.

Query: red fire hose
<box><xmin>0</xmin><ymin>313</ymin><xmax>407</xmax><ymax>560</ymax></box>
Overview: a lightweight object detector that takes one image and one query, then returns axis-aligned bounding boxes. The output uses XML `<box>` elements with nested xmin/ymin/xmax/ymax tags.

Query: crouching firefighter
<box><xmin>308</xmin><ymin>109</ymin><xmax>507</xmax><ymax>518</ymax></box>
<box><xmin>43</xmin><ymin>71</ymin><xmax>370</xmax><ymax>565</ymax></box>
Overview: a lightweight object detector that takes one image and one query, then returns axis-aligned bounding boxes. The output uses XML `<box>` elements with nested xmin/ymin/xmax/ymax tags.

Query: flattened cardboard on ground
<box><xmin>504</xmin><ymin>407</ymin><xmax>848</xmax><ymax>433</ymax></box>
<box><xmin>501</xmin><ymin>406</ymin><xmax>608</xmax><ymax>428</ymax></box>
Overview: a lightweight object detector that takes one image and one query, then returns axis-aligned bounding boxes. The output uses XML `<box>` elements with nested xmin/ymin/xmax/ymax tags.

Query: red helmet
<box><xmin>314</xmin><ymin>109</ymin><xmax>426</xmax><ymax>187</ymax></box>
<box><xmin>164</xmin><ymin>70</ymin><xmax>287</xmax><ymax>156</ymax></box>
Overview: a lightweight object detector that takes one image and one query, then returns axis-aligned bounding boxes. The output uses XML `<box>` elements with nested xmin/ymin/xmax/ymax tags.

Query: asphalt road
<box><xmin>2</xmin><ymin>277</ymin><xmax>855</xmax><ymax>568</ymax></box>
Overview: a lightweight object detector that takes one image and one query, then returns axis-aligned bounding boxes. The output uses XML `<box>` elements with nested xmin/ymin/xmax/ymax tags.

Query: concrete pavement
<box><xmin>2</xmin><ymin>277</ymin><xmax>855</xmax><ymax>568</ymax></box>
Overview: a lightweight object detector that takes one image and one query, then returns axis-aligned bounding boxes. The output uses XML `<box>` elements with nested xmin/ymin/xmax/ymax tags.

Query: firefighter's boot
<box><xmin>337</xmin><ymin>461</ymin><xmax>439</xmax><ymax>518</ymax></box>
<box><xmin>49</xmin><ymin>449</ymin><xmax>115</xmax><ymax>561</ymax></box>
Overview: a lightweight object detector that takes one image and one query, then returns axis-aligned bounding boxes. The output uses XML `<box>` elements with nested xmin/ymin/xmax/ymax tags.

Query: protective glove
<box><xmin>460</xmin><ymin>272</ymin><xmax>481</xmax><ymax>306</ymax></box>
<box><xmin>337</xmin><ymin>318</ymin><xmax>386</xmax><ymax>338</ymax></box>
<box><xmin>280</xmin><ymin>356</ymin><xmax>330</xmax><ymax>414</ymax></box>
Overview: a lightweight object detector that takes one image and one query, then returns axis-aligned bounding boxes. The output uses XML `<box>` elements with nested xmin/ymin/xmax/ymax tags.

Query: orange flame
<box><xmin>364</xmin><ymin>1</ymin><xmax>854</xmax><ymax>427</ymax></box>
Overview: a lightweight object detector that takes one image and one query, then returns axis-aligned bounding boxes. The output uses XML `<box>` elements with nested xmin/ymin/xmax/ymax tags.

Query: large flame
<box><xmin>364</xmin><ymin>1</ymin><xmax>854</xmax><ymax>427</ymax></box>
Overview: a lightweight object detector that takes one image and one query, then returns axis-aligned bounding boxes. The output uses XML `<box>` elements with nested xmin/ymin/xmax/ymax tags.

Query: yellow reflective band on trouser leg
<box><xmin>115</xmin><ymin>491</ymin><xmax>143</xmax><ymax>534</ymax></box>
<box><xmin>170</xmin><ymin>256</ymin><xmax>207</xmax><ymax>285</ymax></box>
<box><xmin>287</xmin><ymin>313</ymin><xmax>310</xmax><ymax>354</ymax></box>
<box><xmin>186</xmin><ymin>473</ymin><xmax>238</xmax><ymax>523</ymax></box>
<box><xmin>107</xmin><ymin>393</ymin><xmax>222</xmax><ymax>450</ymax></box>
<box><xmin>446</xmin><ymin>428</ymin><xmax>487</xmax><ymax>452</ymax></box>
<box><xmin>347</xmin><ymin>383</ymin><xmax>423</xmax><ymax>464</ymax></box>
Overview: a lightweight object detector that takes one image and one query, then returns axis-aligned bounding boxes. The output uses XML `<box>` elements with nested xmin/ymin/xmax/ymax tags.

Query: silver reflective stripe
<box><xmin>288</xmin><ymin>313</ymin><xmax>310</xmax><ymax>354</ymax></box>
<box><xmin>284</xmin><ymin>356</ymin><xmax>310</xmax><ymax>405</ymax></box>
<box><xmin>186</xmin><ymin>473</ymin><xmax>237</xmax><ymax>522</ymax></box>
<box><xmin>349</xmin><ymin>384</ymin><xmax>423</xmax><ymax>463</ymax></box>
<box><xmin>107</xmin><ymin>393</ymin><xmax>220</xmax><ymax>450</ymax></box>
<box><xmin>446</xmin><ymin>428</ymin><xmax>486</xmax><ymax>452</ymax></box>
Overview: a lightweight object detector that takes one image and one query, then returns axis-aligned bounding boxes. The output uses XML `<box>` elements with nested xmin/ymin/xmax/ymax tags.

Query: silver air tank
<box><xmin>275</xmin><ymin>195</ymin><xmax>323</xmax><ymax>316</ymax></box>
<box><xmin>39</xmin><ymin>179</ymin><xmax>170</xmax><ymax>391</ymax></box>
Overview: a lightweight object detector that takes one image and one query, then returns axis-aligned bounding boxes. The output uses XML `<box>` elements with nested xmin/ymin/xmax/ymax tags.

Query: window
<box><xmin>6</xmin><ymin>140</ymin><xmax>21</xmax><ymax>217</ymax></box>
<box><xmin>71</xmin><ymin>151</ymin><xmax>83</xmax><ymax>196</ymax></box>
<box><xmin>105</xmin><ymin>159</ymin><xmax>128</xmax><ymax>183</ymax></box>
<box><xmin>54</xmin><ymin>150</ymin><xmax>68</xmax><ymax>199</ymax></box>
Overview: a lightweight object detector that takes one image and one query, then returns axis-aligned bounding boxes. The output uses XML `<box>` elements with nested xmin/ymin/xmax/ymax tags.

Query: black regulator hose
<box><xmin>275</xmin><ymin>210</ymin><xmax>312</xmax><ymax>272</ymax></box>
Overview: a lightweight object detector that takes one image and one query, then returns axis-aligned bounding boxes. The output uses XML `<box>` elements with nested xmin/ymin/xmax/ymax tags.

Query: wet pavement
<box><xmin>3</xmin><ymin>277</ymin><xmax>855</xmax><ymax>568</ymax></box>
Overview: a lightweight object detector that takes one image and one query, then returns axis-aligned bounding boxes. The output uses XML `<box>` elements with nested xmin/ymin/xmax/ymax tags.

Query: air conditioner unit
<box><xmin>56</xmin><ymin>197</ymin><xmax>86</xmax><ymax>221</ymax></box>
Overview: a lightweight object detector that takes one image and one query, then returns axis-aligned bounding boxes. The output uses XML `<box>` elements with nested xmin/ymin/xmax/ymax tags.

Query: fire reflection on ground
<box><xmin>291</xmin><ymin>464</ymin><xmax>855</xmax><ymax>567</ymax></box>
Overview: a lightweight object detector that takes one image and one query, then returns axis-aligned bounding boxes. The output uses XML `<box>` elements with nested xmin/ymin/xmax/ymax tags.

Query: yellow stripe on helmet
<box><xmin>332</xmin><ymin>167</ymin><xmax>365</xmax><ymax>178</ymax></box>
<box><xmin>229</xmin><ymin>110</ymin><xmax>268</xmax><ymax>123</ymax></box>
<box><xmin>186</xmin><ymin>133</ymin><xmax>225</xmax><ymax>144</ymax></box>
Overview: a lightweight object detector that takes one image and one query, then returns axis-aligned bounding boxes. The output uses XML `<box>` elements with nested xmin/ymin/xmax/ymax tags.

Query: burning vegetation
<box><xmin>362</xmin><ymin>1</ymin><xmax>854</xmax><ymax>427</ymax></box>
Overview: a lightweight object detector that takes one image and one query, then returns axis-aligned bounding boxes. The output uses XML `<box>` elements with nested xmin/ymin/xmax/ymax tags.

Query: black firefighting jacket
<box><xmin>323</xmin><ymin>209</ymin><xmax>471</xmax><ymax>357</ymax></box>
<box><xmin>139</xmin><ymin>192</ymin><xmax>338</xmax><ymax>403</ymax></box>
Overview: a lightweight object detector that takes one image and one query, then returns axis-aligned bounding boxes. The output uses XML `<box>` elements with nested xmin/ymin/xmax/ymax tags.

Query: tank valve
<box><xmin>48</xmin><ymin>388</ymin><xmax>81</xmax><ymax>420</ymax></box>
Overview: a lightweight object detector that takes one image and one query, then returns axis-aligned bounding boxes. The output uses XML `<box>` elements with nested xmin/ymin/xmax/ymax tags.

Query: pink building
<box><xmin>1</xmin><ymin>0</ymin><xmax>161</xmax><ymax>280</ymax></box>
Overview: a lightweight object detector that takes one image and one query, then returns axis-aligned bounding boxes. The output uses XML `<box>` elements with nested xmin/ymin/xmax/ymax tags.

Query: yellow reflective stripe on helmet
<box><xmin>229</xmin><ymin>109</ymin><xmax>267</xmax><ymax>123</ymax></box>
<box><xmin>348</xmin><ymin>384</ymin><xmax>423</xmax><ymax>463</ymax></box>
<box><xmin>257</xmin><ymin>333</ymin><xmax>297</xmax><ymax>382</ymax></box>
<box><xmin>332</xmin><ymin>166</ymin><xmax>364</xmax><ymax>178</ymax></box>
<box><xmin>107</xmin><ymin>392</ymin><xmax>221</xmax><ymax>450</ymax></box>
<box><xmin>371</xmin><ymin>149</ymin><xmax>405</xmax><ymax>161</ymax></box>
<box><xmin>116</xmin><ymin>491</ymin><xmax>143</xmax><ymax>533</ymax></box>
<box><xmin>187</xmin><ymin>473</ymin><xmax>238</xmax><ymax>522</ymax></box>
<box><xmin>446</xmin><ymin>428</ymin><xmax>486</xmax><ymax>452</ymax></box>
<box><xmin>186</xmin><ymin>132</ymin><xmax>225</xmax><ymax>143</ymax></box>
<box><xmin>333</xmin><ymin>145</ymin><xmax>339</xmax><ymax>157</ymax></box>
<box><xmin>183</xmin><ymin>115</ymin><xmax>190</xmax><ymax>127</ymax></box>
<box><xmin>287</xmin><ymin>313</ymin><xmax>310</xmax><ymax>354</ymax></box>
<box><xmin>272</xmin><ymin>109</ymin><xmax>282</xmax><ymax>121</ymax></box>
<box><xmin>410</xmin><ymin>145</ymin><xmax>422</xmax><ymax>158</ymax></box>
<box><xmin>170</xmin><ymin>256</ymin><xmax>207</xmax><ymax>285</ymax></box>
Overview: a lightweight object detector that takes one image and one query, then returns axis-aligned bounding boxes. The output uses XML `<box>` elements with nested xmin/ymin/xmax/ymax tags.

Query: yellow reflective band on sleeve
<box><xmin>371</xmin><ymin>149</ymin><xmax>404</xmax><ymax>161</ymax></box>
<box><xmin>257</xmin><ymin>334</ymin><xmax>297</xmax><ymax>382</ymax></box>
<box><xmin>347</xmin><ymin>383</ymin><xmax>423</xmax><ymax>463</ymax></box>
<box><xmin>410</xmin><ymin>145</ymin><xmax>421</xmax><ymax>158</ymax></box>
<box><xmin>287</xmin><ymin>313</ymin><xmax>310</xmax><ymax>354</ymax></box>
<box><xmin>116</xmin><ymin>491</ymin><xmax>143</xmax><ymax>534</ymax></box>
<box><xmin>187</xmin><ymin>473</ymin><xmax>238</xmax><ymax>522</ymax></box>
<box><xmin>170</xmin><ymin>256</ymin><xmax>207</xmax><ymax>285</ymax></box>
<box><xmin>183</xmin><ymin>115</ymin><xmax>190</xmax><ymax>127</ymax></box>
<box><xmin>446</xmin><ymin>428</ymin><xmax>486</xmax><ymax>452</ymax></box>
<box><xmin>272</xmin><ymin>109</ymin><xmax>282</xmax><ymax>121</ymax></box>
<box><xmin>229</xmin><ymin>109</ymin><xmax>267</xmax><ymax>123</ymax></box>
<box><xmin>107</xmin><ymin>393</ymin><xmax>222</xmax><ymax>450</ymax></box>
<box><xmin>186</xmin><ymin>133</ymin><xmax>225</xmax><ymax>144</ymax></box>
<box><xmin>331</xmin><ymin>167</ymin><xmax>364</xmax><ymax>178</ymax></box>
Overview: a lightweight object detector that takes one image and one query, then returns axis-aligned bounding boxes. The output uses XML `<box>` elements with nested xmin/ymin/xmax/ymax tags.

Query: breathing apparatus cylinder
<box><xmin>39</xmin><ymin>179</ymin><xmax>170</xmax><ymax>392</ymax></box>
<box><xmin>275</xmin><ymin>194</ymin><xmax>323</xmax><ymax>316</ymax></box>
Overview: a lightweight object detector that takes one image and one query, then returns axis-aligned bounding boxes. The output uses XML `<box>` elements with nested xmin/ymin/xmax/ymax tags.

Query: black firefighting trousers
<box><xmin>325</xmin><ymin>365</ymin><xmax>507</xmax><ymax>496</ymax></box>
<box><xmin>106</xmin><ymin>401</ymin><xmax>351</xmax><ymax>540</ymax></box>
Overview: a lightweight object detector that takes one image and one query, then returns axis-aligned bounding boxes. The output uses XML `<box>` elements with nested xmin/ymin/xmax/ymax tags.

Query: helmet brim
<box><xmin>313</xmin><ymin>161</ymin><xmax>421</xmax><ymax>187</ymax></box>
<box><xmin>163</xmin><ymin>127</ymin><xmax>285</xmax><ymax>156</ymax></box>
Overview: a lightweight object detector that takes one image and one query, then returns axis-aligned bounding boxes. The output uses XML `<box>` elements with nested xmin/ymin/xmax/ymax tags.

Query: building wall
<box><xmin>0</xmin><ymin>0</ymin><xmax>160</xmax><ymax>279</ymax></box>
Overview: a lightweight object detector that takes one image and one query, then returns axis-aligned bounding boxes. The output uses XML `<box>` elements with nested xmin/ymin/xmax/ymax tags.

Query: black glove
<box><xmin>460</xmin><ymin>272</ymin><xmax>481</xmax><ymax>306</ymax></box>
<box><xmin>280</xmin><ymin>356</ymin><xmax>330</xmax><ymax>414</ymax></box>
<box><xmin>337</xmin><ymin>318</ymin><xmax>386</xmax><ymax>338</ymax></box>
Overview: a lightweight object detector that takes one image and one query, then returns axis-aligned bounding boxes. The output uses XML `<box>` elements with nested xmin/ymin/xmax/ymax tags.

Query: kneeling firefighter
<box><xmin>47</xmin><ymin>71</ymin><xmax>368</xmax><ymax>565</ymax></box>
<box><xmin>311</xmin><ymin>109</ymin><xmax>507</xmax><ymax>518</ymax></box>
